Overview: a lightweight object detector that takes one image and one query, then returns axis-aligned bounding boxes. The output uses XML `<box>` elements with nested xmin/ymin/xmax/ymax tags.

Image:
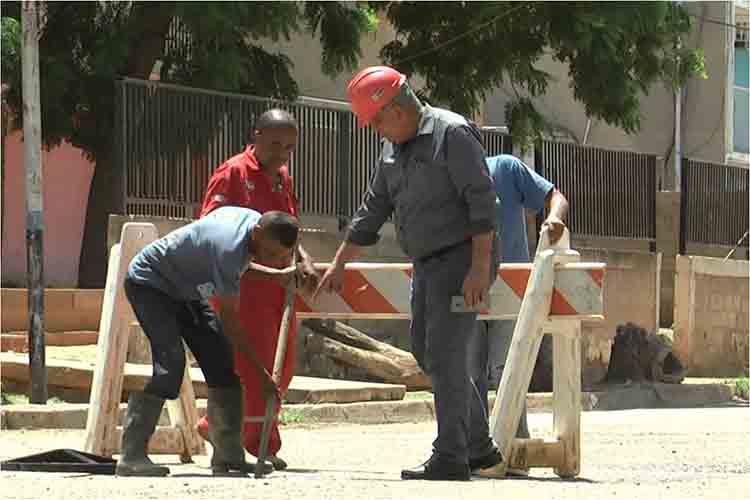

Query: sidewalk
<box><xmin>1</xmin><ymin>380</ymin><xmax>738</xmax><ymax>430</ymax></box>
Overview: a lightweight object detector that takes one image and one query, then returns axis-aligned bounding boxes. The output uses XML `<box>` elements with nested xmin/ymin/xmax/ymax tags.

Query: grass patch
<box><xmin>279</xmin><ymin>407</ymin><xmax>307</xmax><ymax>425</ymax></box>
<box><xmin>726</xmin><ymin>378</ymin><xmax>749</xmax><ymax>400</ymax></box>
<box><xmin>403</xmin><ymin>390</ymin><xmax>497</xmax><ymax>401</ymax></box>
<box><xmin>403</xmin><ymin>391</ymin><xmax>433</xmax><ymax>401</ymax></box>
<box><xmin>0</xmin><ymin>391</ymin><xmax>65</xmax><ymax>405</ymax></box>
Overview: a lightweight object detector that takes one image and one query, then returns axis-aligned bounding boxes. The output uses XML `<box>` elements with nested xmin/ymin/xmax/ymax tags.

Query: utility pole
<box><xmin>673</xmin><ymin>3</ymin><xmax>683</xmax><ymax>193</ymax></box>
<box><xmin>22</xmin><ymin>0</ymin><xmax>47</xmax><ymax>404</ymax></box>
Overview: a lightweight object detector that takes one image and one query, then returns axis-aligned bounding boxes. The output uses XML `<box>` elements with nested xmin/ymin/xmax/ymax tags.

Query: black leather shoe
<box><xmin>469</xmin><ymin>447</ymin><xmax>503</xmax><ymax>471</ymax></box>
<box><xmin>401</xmin><ymin>455</ymin><xmax>471</xmax><ymax>481</ymax></box>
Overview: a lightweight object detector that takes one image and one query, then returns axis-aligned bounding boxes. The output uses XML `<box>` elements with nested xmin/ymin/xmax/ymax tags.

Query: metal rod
<box><xmin>255</xmin><ymin>251</ymin><xmax>297</xmax><ymax>478</ymax></box>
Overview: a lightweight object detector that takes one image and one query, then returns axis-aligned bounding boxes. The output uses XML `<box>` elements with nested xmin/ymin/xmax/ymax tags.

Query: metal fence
<box><xmin>117</xmin><ymin>77</ymin><xmax>750</xmax><ymax>252</ymax></box>
<box><xmin>681</xmin><ymin>158</ymin><xmax>750</xmax><ymax>248</ymax></box>
<box><xmin>117</xmin><ymin>78</ymin><xmax>382</xmax><ymax>220</ymax></box>
<box><xmin>536</xmin><ymin>140</ymin><xmax>658</xmax><ymax>241</ymax></box>
<box><xmin>482</xmin><ymin>128</ymin><xmax>513</xmax><ymax>157</ymax></box>
<box><xmin>116</xmin><ymin>77</ymin><xmax>512</xmax><ymax>221</ymax></box>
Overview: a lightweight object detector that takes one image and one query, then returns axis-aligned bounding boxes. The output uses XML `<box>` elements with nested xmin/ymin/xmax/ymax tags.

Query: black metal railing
<box><xmin>116</xmin><ymin>78</ymin><xmax>514</xmax><ymax>222</ymax></box>
<box><xmin>536</xmin><ymin>140</ymin><xmax>657</xmax><ymax>241</ymax></box>
<box><xmin>681</xmin><ymin>158</ymin><xmax>750</xmax><ymax>249</ymax></box>
<box><xmin>117</xmin><ymin>78</ymin><xmax>384</xmax><ymax>220</ymax></box>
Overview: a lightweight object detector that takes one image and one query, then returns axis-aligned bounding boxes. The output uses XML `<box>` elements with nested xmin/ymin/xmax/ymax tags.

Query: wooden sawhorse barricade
<box><xmin>297</xmin><ymin>228</ymin><xmax>604</xmax><ymax>479</ymax></box>
<box><xmin>84</xmin><ymin>223</ymin><xmax>603</xmax><ymax>477</ymax></box>
<box><xmin>84</xmin><ymin>223</ymin><xmax>206</xmax><ymax>462</ymax></box>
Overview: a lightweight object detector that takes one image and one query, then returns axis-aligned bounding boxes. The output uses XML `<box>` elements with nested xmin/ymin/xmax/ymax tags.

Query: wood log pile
<box><xmin>302</xmin><ymin>319</ymin><xmax>431</xmax><ymax>390</ymax></box>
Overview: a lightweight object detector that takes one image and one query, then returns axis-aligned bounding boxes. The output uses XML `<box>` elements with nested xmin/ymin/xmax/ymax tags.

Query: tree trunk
<box><xmin>77</xmin><ymin>143</ymin><xmax>118</xmax><ymax>287</ymax></box>
<box><xmin>303</xmin><ymin>319</ymin><xmax>431</xmax><ymax>390</ymax></box>
<box><xmin>1</xmin><ymin>100</ymin><xmax>7</xmax><ymax>253</ymax></box>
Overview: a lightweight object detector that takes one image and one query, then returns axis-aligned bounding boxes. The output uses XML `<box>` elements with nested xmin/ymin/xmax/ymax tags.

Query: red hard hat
<box><xmin>347</xmin><ymin>66</ymin><xmax>406</xmax><ymax>127</ymax></box>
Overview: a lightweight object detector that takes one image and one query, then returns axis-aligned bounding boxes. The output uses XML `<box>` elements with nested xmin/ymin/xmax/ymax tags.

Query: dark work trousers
<box><xmin>123</xmin><ymin>277</ymin><xmax>240</xmax><ymax>400</ymax></box>
<box><xmin>410</xmin><ymin>241</ymin><xmax>497</xmax><ymax>465</ymax></box>
<box><xmin>468</xmin><ymin>319</ymin><xmax>531</xmax><ymax>462</ymax></box>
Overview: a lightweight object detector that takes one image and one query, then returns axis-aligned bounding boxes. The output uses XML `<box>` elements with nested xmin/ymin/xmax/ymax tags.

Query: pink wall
<box><xmin>2</xmin><ymin>131</ymin><xmax>95</xmax><ymax>287</ymax></box>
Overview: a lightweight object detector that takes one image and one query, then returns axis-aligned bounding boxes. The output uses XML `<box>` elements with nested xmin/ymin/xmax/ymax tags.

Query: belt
<box><xmin>417</xmin><ymin>239</ymin><xmax>471</xmax><ymax>263</ymax></box>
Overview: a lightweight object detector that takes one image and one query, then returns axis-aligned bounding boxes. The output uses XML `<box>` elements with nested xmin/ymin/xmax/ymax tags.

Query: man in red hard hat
<box><xmin>195</xmin><ymin>109</ymin><xmax>319</xmax><ymax>472</ymax></box>
<box><xmin>316</xmin><ymin>66</ymin><xmax>502</xmax><ymax>481</ymax></box>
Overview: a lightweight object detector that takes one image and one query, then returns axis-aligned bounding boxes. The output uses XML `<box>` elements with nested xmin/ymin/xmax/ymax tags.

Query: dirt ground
<box><xmin>1</xmin><ymin>406</ymin><xmax>748</xmax><ymax>500</ymax></box>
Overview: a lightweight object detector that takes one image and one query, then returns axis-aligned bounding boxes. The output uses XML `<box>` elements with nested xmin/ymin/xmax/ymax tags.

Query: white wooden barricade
<box><xmin>83</xmin><ymin>223</ymin><xmax>205</xmax><ymax>462</ymax></box>
<box><xmin>84</xmin><ymin>222</ymin><xmax>602</xmax><ymax>477</ymax></box>
<box><xmin>483</xmin><ymin>228</ymin><xmax>590</xmax><ymax>478</ymax></box>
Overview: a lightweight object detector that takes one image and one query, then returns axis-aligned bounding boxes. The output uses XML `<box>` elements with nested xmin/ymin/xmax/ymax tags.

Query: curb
<box><xmin>0</xmin><ymin>383</ymin><xmax>735</xmax><ymax>430</ymax></box>
<box><xmin>1</xmin><ymin>331</ymin><xmax>98</xmax><ymax>353</ymax></box>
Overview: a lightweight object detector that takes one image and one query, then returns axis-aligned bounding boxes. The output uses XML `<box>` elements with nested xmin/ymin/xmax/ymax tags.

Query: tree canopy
<box><xmin>1</xmin><ymin>1</ymin><xmax>377</xmax><ymax>159</ymax></box>
<box><xmin>377</xmin><ymin>1</ymin><xmax>705</xmax><ymax>150</ymax></box>
<box><xmin>0</xmin><ymin>1</ymin><xmax>377</xmax><ymax>286</ymax></box>
<box><xmin>1</xmin><ymin>1</ymin><xmax>706</xmax><ymax>285</ymax></box>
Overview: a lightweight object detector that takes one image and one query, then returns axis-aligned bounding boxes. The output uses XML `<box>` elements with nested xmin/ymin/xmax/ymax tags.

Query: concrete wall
<box><xmin>1</xmin><ymin>131</ymin><xmax>95</xmax><ymax>288</ymax></box>
<box><xmin>1</xmin><ymin>288</ymin><xmax>103</xmax><ymax>333</ymax></box>
<box><xmin>577</xmin><ymin>249</ymin><xmax>661</xmax><ymax>385</ymax></box>
<box><xmin>483</xmin><ymin>2</ymin><xmax>731</xmax><ymax>171</ymax></box>
<box><xmin>673</xmin><ymin>255</ymin><xmax>749</xmax><ymax>377</ymax></box>
<box><xmin>2</xmin><ymin>214</ymin><xmax>664</xmax><ymax>387</ymax></box>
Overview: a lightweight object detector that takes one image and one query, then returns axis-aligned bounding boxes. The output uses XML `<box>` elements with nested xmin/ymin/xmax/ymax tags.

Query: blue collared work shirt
<box><xmin>486</xmin><ymin>154</ymin><xmax>554</xmax><ymax>263</ymax></box>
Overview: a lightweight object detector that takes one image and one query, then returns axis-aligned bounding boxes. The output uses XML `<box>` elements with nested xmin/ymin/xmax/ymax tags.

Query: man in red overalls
<box><xmin>196</xmin><ymin>109</ymin><xmax>318</xmax><ymax>470</ymax></box>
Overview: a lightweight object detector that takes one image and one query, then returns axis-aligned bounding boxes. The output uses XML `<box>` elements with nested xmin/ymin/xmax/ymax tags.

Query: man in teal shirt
<box><xmin>119</xmin><ymin>207</ymin><xmax>300</xmax><ymax>477</ymax></box>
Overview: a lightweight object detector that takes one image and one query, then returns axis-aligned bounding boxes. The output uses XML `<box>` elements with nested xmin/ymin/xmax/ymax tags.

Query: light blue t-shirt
<box><xmin>486</xmin><ymin>155</ymin><xmax>554</xmax><ymax>263</ymax></box>
<box><xmin>127</xmin><ymin>206</ymin><xmax>261</xmax><ymax>301</ymax></box>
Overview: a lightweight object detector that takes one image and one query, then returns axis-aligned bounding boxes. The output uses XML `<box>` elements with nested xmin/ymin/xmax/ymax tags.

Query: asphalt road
<box><xmin>1</xmin><ymin>405</ymin><xmax>748</xmax><ymax>500</ymax></box>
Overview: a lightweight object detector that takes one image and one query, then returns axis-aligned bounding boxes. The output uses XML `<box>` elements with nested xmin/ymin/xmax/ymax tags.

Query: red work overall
<box><xmin>197</xmin><ymin>145</ymin><xmax>298</xmax><ymax>457</ymax></box>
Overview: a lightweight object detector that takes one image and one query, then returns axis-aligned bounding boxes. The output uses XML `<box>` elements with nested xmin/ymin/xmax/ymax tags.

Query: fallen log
<box><xmin>303</xmin><ymin>319</ymin><xmax>431</xmax><ymax>390</ymax></box>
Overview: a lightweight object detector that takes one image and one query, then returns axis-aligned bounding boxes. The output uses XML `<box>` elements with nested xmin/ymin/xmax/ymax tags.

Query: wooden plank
<box><xmin>83</xmin><ymin>244</ymin><xmax>127</xmax><ymax>456</ymax></box>
<box><xmin>488</xmin><ymin>248</ymin><xmax>556</xmax><ymax>476</ymax></box>
<box><xmin>553</xmin><ymin>320</ymin><xmax>582</xmax><ymax>478</ymax></box>
<box><xmin>509</xmin><ymin>439</ymin><xmax>564</xmax><ymax>470</ymax></box>
<box><xmin>165</xmin><ymin>358</ymin><xmax>206</xmax><ymax>462</ymax></box>
<box><xmin>480</xmin><ymin>439</ymin><xmax>564</xmax><ymax>476</ymax></box>
<box><xmin>111</xmin><ymin>426</ymin><xmax>193</xmax><ymax>455</ymax></box>
<box><xmin>548</xmin><ymin>233</ymin><xmax>583</xmax><ymax>478</ymax></box>
<box><xmin>84</xmin><ymin>223</ymin><xmax>159</xmax><ymax>457</ymax></box>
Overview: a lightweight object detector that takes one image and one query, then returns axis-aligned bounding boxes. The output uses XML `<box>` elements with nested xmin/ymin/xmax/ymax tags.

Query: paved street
<box><xmin>1</xmin><ymin>406</ymin><xmax>748</xmax><ymax>499</ymax></box>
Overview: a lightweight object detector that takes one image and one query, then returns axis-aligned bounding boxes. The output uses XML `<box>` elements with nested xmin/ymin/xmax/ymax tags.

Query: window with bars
<box><xmin>736</xmin><ymin>20</ymin><xmax>749</xmax><ymax>47</ymax></box>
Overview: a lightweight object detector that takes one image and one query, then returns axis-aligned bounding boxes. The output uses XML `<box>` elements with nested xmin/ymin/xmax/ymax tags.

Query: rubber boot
<box><xmin>115</xmin><ymin>392</ymin><xmax>170</xmax><ymax>477</ymax></box>
<box><xmin>208</xmin><ymin>386</ymin><xmax>273</xmax><ymax>476</ymax></box>
<box><xmin>196</xmin><ymin>416</ymin><xmax>287</xmax><ymax>471</ymax></box>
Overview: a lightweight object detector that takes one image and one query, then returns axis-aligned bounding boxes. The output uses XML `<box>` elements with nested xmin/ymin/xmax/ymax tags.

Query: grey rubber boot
<box><xmin>115</xmin><ymin>392</ymin><xmax>170</xmax><ymax>477</ymax></box>
<box><xmin>208</xmin><ymin>386</ymin><xmax>273</xmax><ymax>476</ymax></box>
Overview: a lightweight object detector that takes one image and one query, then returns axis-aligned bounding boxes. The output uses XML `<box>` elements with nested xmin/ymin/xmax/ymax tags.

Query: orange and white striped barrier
<box><xmin>297</xmin><ymin>262</ymin><xmax>604</xmax><ymax>321</ymax></box>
